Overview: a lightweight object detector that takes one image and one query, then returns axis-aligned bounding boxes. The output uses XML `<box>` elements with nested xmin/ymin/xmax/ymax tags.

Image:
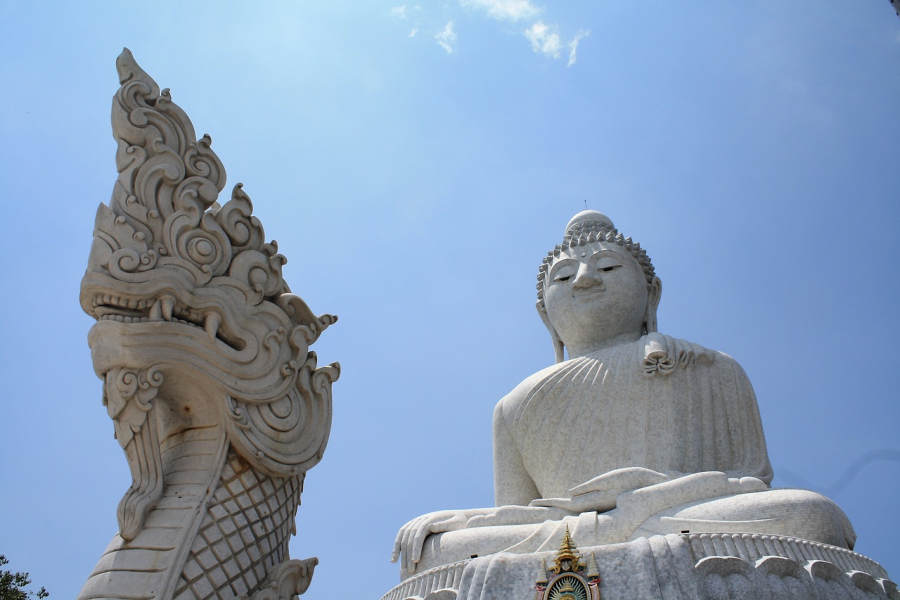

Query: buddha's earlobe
<box><xmin>551</xmin><ymin>333</ymin><xmax>565</xmax><ymax>363</ymax></box>
<box><xmin>537</xmin><ymin>302</ymin><xmax>566</xmax><ymax>363</ymax></box>
<box><xmin>644</xmin><ymin>277</ymin><xmax>662</xmax><ymax>334</ymax></box>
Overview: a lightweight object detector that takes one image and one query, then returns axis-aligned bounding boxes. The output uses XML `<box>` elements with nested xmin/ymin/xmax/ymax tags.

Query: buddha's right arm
<box><xmin>391</xmin><ymin>402</ymin><xmax>562</xmax><ymax>572</ymax></box>
<box><xmin>493</xmin><ymin>396</ymin><xmax>540</xmax><ymax>506</ymax></box>
<box><xmin>391</xmin><ymin>505</ymin><xmax>572</xmax><ymax>572</ymax></box>
<box><xmin>391</xmin><ymin>507</ymin><xmax>494</xmax><ymax>570</ymax></box>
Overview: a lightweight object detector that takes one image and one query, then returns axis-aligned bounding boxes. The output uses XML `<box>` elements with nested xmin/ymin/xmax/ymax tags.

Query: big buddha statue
<box><xmin>382</xmin><ymin>211</ymin><xmax>893</xmax><ymax>600</ymax></box>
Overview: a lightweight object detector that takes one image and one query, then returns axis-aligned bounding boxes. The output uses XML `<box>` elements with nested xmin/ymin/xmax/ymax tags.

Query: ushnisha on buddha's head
<box><xmin>537</xmin><ymin>210</ymin><xmax>661</xmax><ymax>362</ymax></box>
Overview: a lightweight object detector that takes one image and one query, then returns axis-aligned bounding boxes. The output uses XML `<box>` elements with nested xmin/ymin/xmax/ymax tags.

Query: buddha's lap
<box><xmin>413</xmin><ymin>488</ymin><xmax>853</xmax><ymax>575</ymax></box>
<box><xmin>639</xmin><ymin>488</ymin><xmax>854</xmax><ymax>548</ymax></box>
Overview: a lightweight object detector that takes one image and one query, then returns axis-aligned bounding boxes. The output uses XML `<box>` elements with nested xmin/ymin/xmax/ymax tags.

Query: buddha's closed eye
<box><xmin>551</xmin><ymin>265</ymin><xmax>577</xmax><ymax>282</ymax></box>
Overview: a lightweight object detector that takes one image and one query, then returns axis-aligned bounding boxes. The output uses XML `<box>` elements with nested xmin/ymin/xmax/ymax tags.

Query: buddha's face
<box><xmin>543</xmin><ymin>241</ymin><xmax>650</xmax><ymax>354</ymax></box>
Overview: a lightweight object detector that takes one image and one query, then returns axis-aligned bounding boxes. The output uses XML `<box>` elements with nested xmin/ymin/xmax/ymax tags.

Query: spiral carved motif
<box><xmin>79</xmin><ymin>49</ymin><xmax>338</xmax><ymax>600</ymax></box>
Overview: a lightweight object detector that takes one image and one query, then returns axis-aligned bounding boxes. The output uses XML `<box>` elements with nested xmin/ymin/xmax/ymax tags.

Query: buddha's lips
<box><xmin>572</xmin><ymin>286</ymin><xmax>605</xmax><ymax>298</ymax></box>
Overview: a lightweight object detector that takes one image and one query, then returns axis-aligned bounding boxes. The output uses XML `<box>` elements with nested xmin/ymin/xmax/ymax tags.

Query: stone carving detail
<box><xmin>382</xmin><ymin>210</ymin><xmax>894</xmax><ymax>600</ymax></box>
<box><xmin>249</xmin><ymin>558</ymin><xmax>318</xmax><ymax>600</ymax></box>
<box><xmin>532</xmin><ymin>528</ymin><xmax>601</xmax><ymax>600</ymax></box>
<box><xmin>382</xmin><ymin>561</ymin><xmax>469</xmax><ymax>600</ymax></box>
<box><xmin>78</xmin><ymin>49</ymin><xmax>338</xmax><ymax>600</ymax></box>
<box><xmin>695</xmin><ymin>553</ymin><xmax>900</xmax><ymax>599</ymax></box>
<box><xmin>174</xmin><ymin>449</ymin><xmax>303</xmax><ymax>598</ymax></box>
<box><xmin>105</xmin><ymin>365</ymin><xmax>166</xmax><ymax>540</ymax></box>
<box><xmin>390</xmin><ymin>211</ymin><xmax>861</xmax><ymax>578</ymax></box>
<box><xmin>382</xmin><ymin>533</ymin><xmax>898</xmax><ymax>600</ymax></box>
<box><xmin>401</xmin><ymin>592</ymin><xmax>458</xmax><ymax>600</ymax></box>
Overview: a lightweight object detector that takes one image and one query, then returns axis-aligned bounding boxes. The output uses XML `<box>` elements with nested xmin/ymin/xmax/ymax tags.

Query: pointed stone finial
<box><xmin>115</xmin><ymin>47</ymin><xmax>159</xmax><ymax>91</ymax></box>
<box><xmin>586</xmin><ymin>552</ymin><xmax>600</xmax><ymax>579</ymax></box>
<box><xmin>550</xmin><ymin>526</ymin><xmax>586</xmax><ymax>574</ymax></box>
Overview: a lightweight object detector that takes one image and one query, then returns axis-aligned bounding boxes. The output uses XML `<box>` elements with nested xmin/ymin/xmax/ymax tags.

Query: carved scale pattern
<box><xmin>174</xmin><ymin>449</ymin><xmax>302</xmax><ymax>599</ymax></box>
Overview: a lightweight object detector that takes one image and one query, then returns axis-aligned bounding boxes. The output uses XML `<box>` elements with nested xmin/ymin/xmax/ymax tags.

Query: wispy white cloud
<box><xmin>567</xmin><ymin>29</ymin><xmax>589</xmax><ymax>67</ymax></box>
<box><xmin>524</xmin><ymin>21</ymin><xmax>560</xmax><ymax>59</ymax></box>
<box><xmin>394</xmin><ymin>2</ymin><xmax>584</xmax><ymax>66</ymax></box>
<box><xmin>460</xmin><ymin>0</ymin><xmax>540</xmax><ymax>22</ymax></box>
<box><xmin>435</xmin><ymin>21</ymin><xmax>457</xmax><ymax>54</ymax></box>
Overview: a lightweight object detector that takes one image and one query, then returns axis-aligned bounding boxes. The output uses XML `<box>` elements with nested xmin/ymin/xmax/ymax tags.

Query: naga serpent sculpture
<box><xmin>78</xmin><ymin>49</ymin><xmax>338</xmax><ymax>600</ymax></box>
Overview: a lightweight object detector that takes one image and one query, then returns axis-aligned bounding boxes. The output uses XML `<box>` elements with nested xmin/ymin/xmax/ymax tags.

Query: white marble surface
<box><xmin>383</xmin><ymin>533</ymin><xmax>896</xmax><ymax>600</ymax></box>
<box><xmin>391</xmin><ymin>211</ymin><xmax>860</xmax><ymax>583</ymax></box>
<box><xmin>77</xmin><ymin>50</ymin><xmax>337</xmax><ymax>600</ymax></box>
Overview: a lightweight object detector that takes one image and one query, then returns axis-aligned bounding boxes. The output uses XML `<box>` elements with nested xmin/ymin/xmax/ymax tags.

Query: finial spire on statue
<box><xmin>550</xmin><ymin>526</ymin><xmax>585</xmax><ymax>574</ymax></box>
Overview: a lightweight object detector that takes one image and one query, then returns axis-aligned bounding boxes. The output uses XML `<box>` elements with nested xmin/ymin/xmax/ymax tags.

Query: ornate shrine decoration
<box><xmin>534</xmin><ymin>527</ymin><xmax>601</xmax><ymax>600</ymax></box>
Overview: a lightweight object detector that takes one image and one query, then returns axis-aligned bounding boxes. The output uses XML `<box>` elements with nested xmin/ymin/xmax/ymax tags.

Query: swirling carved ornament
<box><xmin>82</xmin><ymin>48</ymin><xmax>338</xmax><ymax>478</ymax></box>
<box><xmin>78</xmin><ymin>49</ymin><xmax>338</xmax><ymax>600</ymax></box>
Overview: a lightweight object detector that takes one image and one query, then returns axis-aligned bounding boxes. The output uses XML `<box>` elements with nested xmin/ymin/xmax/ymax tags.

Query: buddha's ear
<box><xmin>644</xmin><ymin>276</ymin><xmax>662</xmax><ymax>334</ymax></box>
<box><xmin>537</xmin><ymin>302</ymin><xmax>566</xmax><ymax>363</ymax></box>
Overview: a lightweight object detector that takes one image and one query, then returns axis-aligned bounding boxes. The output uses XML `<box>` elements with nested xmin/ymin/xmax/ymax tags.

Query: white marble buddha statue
<box><xmin>391</xmin><ymin>210</ymin><xmax>856</xmax><ymax>579</ymax></box>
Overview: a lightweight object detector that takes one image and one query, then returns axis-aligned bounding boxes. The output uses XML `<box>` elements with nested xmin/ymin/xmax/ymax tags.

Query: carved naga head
<box><xmin>80</xmin><ymin>49</ymin><xmax>338</xmax><ymax>539</ymax></box>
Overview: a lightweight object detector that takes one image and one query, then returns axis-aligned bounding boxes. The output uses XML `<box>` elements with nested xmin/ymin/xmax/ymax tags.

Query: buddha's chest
<box><xmin>510</xmin><ymin>364</ymin><xmax>689</xmax><ymax>497</ymax></box>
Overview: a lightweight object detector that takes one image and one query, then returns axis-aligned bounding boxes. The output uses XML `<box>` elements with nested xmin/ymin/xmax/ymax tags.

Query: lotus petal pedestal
<box><xmin>381</xmin><ymin>533</ymin><xmax>896</xmax><ymax>600</ymax></box>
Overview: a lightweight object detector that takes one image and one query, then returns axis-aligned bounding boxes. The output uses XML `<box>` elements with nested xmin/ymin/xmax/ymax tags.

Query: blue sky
<box><xmin>1</xmin><ymin>1</ymin><xmax>899</xmax><ymax>598</ymax></box>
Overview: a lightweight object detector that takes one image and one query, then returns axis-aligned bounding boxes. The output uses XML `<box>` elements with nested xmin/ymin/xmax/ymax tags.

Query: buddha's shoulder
<box><xmin>495</xmin><ymin>334</ymin><xmax>750</xmax><ymax>421</ymax></box>
<box><xmin>494</xmin><ymin>360</ymin><xmax>574</xmax><ymax>422</ymax></box>
<box><xmin>494</xmin><ymin>351</ymin><xmax>623</xmax><ymax>421</ymax></box>
<box><xmin>505</xmin><ymin>360</ymin><xmax>572</xmax><ymax>398</ymax></box>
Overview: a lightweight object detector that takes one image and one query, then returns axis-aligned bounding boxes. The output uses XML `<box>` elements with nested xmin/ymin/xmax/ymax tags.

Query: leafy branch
<box><xmin>0</xmin><ymin>556</ymin><xmax>48</xmax><ymax>600</ymax></box>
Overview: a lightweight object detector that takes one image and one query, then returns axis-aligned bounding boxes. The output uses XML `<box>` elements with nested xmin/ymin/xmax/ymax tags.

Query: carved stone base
<box><xmin>380</xmin><ymin>533</ymin><xmax>897</xmax><ymax>600</ymax></box>
<box><xmin>250</xmin><ymin>558</ymin><xmax>317</xmax><ymax>600</ymax></box>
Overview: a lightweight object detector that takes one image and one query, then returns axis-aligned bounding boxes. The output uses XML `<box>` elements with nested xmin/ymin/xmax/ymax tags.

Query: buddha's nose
<box><xmin>573</xmin><ymin>265</ymin><xmax>603</xmax><ymax>290</ymax></box>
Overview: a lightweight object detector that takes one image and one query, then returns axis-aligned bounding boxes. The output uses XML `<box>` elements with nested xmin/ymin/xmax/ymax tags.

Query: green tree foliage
<box><xmin>0</xmin><ymin>556</ymin><xmax>48</xmax><ymax>600</ymax></box>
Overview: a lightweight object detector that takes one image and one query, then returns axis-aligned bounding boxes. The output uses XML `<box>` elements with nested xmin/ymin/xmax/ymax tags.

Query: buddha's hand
<box><xmin>465</xmin><ymin>505</ymin><xmax>571</xmax><ymax>528</ymax></box>
<box><xmin>392</xmin><ymin>509</ymin><xmax>487</xmax><ymax>573</ymax></box>
<box><xmin>528</xmin><ymin>467</ymin><xmax>670</xmax><ymax>514</ymax></box>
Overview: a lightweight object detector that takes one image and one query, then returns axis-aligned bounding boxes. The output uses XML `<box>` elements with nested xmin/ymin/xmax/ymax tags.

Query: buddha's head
<box><xmin>537</xmin><ymin>210</ymin><xmax>661</xmax><ymax>362</ymax></box>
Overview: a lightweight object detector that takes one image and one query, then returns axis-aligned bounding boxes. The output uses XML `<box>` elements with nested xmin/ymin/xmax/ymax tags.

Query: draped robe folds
<box><xmin>410</xmin><ymin>334</ymin><xmax>855</xmax><ymax>574</ymax></box>
<box><xmin>500</xmin><ymin>333</ymin><xmax>772</xmax><ymax>501</ymax></box>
